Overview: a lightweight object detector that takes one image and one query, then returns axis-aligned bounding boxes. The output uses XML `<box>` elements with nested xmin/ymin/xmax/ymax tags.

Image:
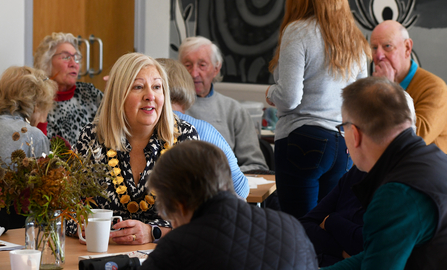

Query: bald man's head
<box><xmin>370</xmin><ymin>20</ymin><xmax>413</xmax><ymax>83</ymax></box>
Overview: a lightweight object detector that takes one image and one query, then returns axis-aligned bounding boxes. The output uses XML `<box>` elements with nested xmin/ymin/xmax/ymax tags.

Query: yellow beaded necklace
<box><xmin>107</xmin><ymin>130</ymin><xmax>178</xmax><ymax>214</ymax></box>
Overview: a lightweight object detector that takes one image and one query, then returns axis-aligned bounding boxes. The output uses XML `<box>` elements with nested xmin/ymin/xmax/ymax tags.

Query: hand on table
<box><xmin>110</xmin><ymin>219</ymin><xmax>152</xmax><ymax>245</ymax></box>
<box><xmin>372</xmin><ymin>61</ymin><xmax>397</xmax><ymax>82</ymax></box>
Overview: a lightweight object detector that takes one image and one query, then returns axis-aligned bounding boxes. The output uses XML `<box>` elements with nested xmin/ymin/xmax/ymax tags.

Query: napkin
<box><xmin>247</xmin><ymin>176</ymin><xmax>275</xmax><ymax>189</ymax></box>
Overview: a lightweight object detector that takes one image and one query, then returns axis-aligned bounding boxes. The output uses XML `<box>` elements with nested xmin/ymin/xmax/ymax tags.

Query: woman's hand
<box><xmin>110</xmin><ymin>219</ymin><xmax>152</xmax><ymax>245</ymax></box>
<box><xmin>265</xmin><ymin>87</ymin><xmax>275</xmax><ymax>107</ymax></box>
<box><xmin>319</xmin><ymin>215</ymin><xmax>330</xmax><ymax>230</ymax></box>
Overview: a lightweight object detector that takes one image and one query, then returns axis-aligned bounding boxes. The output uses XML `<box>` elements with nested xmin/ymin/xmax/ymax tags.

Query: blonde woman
<box><xmin>67</xmin><ymin>53</ymin><xmax>199</xmax><ymax>244</ymax></box>
<box><xmin>266</xmin><ymin>0</ymin><xmax>371</xmax><ymax>219</ymax></box>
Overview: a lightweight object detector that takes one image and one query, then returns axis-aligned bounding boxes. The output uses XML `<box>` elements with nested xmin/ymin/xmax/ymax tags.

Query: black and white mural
<box><xmin>170</xmin><ymin>0</ymin><xmax>447</xmax><ymax>84</ymax></box>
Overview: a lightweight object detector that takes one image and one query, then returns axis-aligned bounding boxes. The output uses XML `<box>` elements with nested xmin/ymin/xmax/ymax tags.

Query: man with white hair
<box><xmin>370</xmin><ymin>20</ymin><xmax>447</xmax><ymax>152</ymax></box>
<box><xmin>178</xmin><ymin>36</ymin><xmax>268</xmax><ymax>172</ymax></box>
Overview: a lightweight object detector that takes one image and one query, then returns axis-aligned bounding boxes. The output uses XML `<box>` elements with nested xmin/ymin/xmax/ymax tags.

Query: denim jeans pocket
<box><xmin>287</xmin><ymin>131</ymin><xmax>328</xmax><ymax>170</ymax></box>
<box><xmin>345</xmin><ymin>153</ymin><xmax>354</xmax><ymax>172</ymax></box>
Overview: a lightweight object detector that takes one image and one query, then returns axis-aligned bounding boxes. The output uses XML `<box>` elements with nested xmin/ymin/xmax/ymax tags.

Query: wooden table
<box><xmin>0</xmin><ymin>176</ymin><xmax>276</xmax><ymax>268</ymax></box>
<box><xmin>0</xmin><ymin>228</ymin><xmax>156</xmax><ymax>269</ymax></box>
<box><xmin>245</xmin><ymin>174</ymin><xmax>276</xmax><ymax>206</ymax></box>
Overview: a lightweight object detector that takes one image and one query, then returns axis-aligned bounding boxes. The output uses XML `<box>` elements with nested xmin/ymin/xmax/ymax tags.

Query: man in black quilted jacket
<box><xmin>139</xmin><ymin>140</ymin><xmax>318</xmax><ymax>270</ymax></box>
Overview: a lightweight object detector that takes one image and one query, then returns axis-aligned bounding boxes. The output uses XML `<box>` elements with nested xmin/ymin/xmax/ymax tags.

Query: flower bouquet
<box><xmin>0</xmin><ymin>129</ymin><xmax>109</xmax><ymax>269</ymax></box>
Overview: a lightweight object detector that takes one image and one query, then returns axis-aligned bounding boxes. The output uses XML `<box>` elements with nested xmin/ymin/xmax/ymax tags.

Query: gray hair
<box><xmin>148</xmin><ymin>140</ymin><xmax>235</xmax><ymax>221</ymax></box>
<box><xmin>178</xmin><ymin>36</ymin><xmax>223</xmax><ymax>82</ymax></box>
<box><xmin>34</xmin><ymin>32</ymin><xmax>80</xmax><ymax>76</ymax></box>
<box><xmin>398</xmin><ymin>24</ymin><xmax>410</xmax><ymax>40</ymax></box>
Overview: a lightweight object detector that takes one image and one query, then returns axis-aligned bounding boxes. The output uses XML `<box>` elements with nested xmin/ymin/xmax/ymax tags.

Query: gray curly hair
<box><xmin>34</xmin><ymin>32</ymin><xmax>80</xmax><ymax>76</ymax></box>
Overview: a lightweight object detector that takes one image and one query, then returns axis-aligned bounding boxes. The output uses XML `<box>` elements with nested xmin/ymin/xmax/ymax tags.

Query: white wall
<box><xmin>214</xmin><ymin>83</ymin><xmax>269</xmax><ymax>107</ymax></box>
<box><xmin>0</xmin><ymin>0</ymin><xmax>265</xmax><ymax>106</ymax></box>
<box><xmin>142</xmin><ymin>0</ymin><xmax>170</xmax><ymax>58</ymax></box>
<box><xmin>0</xmin><ymin>1</ymin><xmax>26</xmax><ymax>74</ymax></box>
<box><xmin>141</xmin><ymin>1</ymin><xmax>268</xmax><ymax>106</ymax></box>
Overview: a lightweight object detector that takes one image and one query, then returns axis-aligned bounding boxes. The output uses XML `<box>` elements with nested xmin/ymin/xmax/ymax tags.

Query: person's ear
<box><xmin>213</xmin><ymin>63</ymin><xmax>221</xmax><ymax>77</ymax></box>
<box><xmin>176</xmin><ymin>202</ymin><xmax>188</xmax><ymax>217</ymax></box>
<box><xmin>352</xmin><ymin>124</ymin><xmax>362</xmax><ymax>148</ymax></box>
<box><xmin>404</xmin><ymin>38</ymin><xmax>413</xmax><ymax>58</ymax></box>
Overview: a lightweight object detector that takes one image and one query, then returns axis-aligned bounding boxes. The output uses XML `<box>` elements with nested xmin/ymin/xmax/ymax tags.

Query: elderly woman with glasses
<box><xmin>34</xmin><ymin>32</ymin><xmax>103</xmax><ymax>146</ymax></box>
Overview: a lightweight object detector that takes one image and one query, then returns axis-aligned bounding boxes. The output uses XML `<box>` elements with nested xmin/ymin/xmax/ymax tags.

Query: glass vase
<box><xmin>25</xmin><ymin>210</ymin><xmax>65</xmax><ymax>269</ymax></box>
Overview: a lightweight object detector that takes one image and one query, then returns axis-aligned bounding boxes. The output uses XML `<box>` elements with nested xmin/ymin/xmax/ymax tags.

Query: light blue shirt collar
<box><xmin>400</xmin><ymin>59</ymin><xmax>418</xmax><ymax>90</ymax></box>
<box><xmin>202</xmin><ymin>84</ymin><xmax>214</xmax><ymax>98</ymax></box>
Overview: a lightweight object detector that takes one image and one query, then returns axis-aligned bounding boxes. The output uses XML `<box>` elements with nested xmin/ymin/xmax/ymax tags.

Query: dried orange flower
<box><xmin>140</xmin><ymin>200</ymin><xmax>149</xmax><ymax>211</ymax></box>
<box><xmin>22</xmin><ymin>157</ymin><xmax>30</xmax><ymax>167</ymax></box>
<box><xmin>11</xmin><ymin>150</ymin><xmax>26</xmax><ymax>161</ymax></box>
<box><xmin>12</xmin><ymin>132</ymin><xmax>20</xmax><ymax>141</ymax></box>
<box><xmin>21</xmin><ymin>127</ymin><xmax>28</xmax><ymax>133</ymax></box>
<box><xmin>127</xmin><ymin>201</ymin><xmax>139</xmax><ymax>213</ymax></box>
<box><xmin>145</xmin><ymin>195</ymin><xmax>154</xmax><ymax>205</ymax></box>
<box><xmin>120</xmin><ymin>195</ymin><xmax>131</xmax><ymax>204</ymax></box>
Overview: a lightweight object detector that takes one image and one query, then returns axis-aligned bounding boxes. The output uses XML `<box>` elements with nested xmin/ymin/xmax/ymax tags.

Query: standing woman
<box><xmin>34</xmin><ymin>32</ymin><xmax>103</xmax><ymax>146</ymax></box>
<box><xmin>266</xmin><ymin>0</ymin><xmax>371</xmax><ymax>219</ymax></box>
<box><xmin>67</xmin><ymin>53</ymin><xmax>199</xmax><ymax>244</ymax></box>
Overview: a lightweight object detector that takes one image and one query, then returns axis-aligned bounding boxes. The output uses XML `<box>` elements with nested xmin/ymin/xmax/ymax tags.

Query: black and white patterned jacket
<box><xmin>65</xmin><ymin>119</ymin><xmax>199</xmax><ymax>236</ymax></box>
<box><xmin>47</xmin><ymin>82</ymin><xmax>103</xmax><ymax>146</ymax></box>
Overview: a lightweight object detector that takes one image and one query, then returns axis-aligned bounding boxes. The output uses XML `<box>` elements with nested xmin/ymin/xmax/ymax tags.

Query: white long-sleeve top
<box><xmin>267</xmin><ymin>19</ymin><xmax>368</xmax><ymax>141</ymax></box>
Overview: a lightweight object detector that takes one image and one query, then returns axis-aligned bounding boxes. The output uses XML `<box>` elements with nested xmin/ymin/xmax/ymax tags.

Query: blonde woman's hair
<box><xmin>178</xmin><ymin>36</ymin><xmax>223</xmax><ymax>83</ymax></box>
<box><xmin>156</xmin><ymin>58</ymin><xmax>196</xmax><ymax>111</ymax></box>
<box><xmin>95</xmin><ymin>53</ymin><xmax>177</xmax><ymax>151</ymax></box>
<box><xmin>34</xmin><ymin>32</ymin><xmax>80</xmax><ymax>76</ymax></box>
<box><xmin>0</xmin><ymin>66</ymin><xmax>56</xmax><ymax>119</ymax></box>
<box><xmin>269</xmin><ymin>0</ymin><xmax>371</xmax><ymax>81</ymax></box>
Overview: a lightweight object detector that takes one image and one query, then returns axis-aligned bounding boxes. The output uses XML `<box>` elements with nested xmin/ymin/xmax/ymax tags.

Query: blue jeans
<box><xmin>275</xmin><ymin>125</ymin><xmax>352</xmax><ymax>219</ymax></box>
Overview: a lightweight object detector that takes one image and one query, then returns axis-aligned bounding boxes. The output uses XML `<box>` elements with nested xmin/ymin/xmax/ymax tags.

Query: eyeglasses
<box><xmin>53</xmin><ymin>52</ymin><xmax>82</xmax><ymax>63</ymax></box>
<box><xmin>335</xmin><ymin>122</ymin><xmax>353</xmax><ymax>137</ymax></box>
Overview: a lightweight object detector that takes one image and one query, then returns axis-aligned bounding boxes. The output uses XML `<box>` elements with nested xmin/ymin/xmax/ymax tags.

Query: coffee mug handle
<box><xmin>78</xmin><ymin>220</ymin><xmax>87</xmax><ymax>242</ymax></box>
<box><xmin>110</xmin><ymin>216</ymin><xmax>123</xmax><ymax>232</ymax></box>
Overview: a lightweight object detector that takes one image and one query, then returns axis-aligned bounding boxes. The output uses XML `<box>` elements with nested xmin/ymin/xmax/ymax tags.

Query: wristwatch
<box><xmin>150</xmin><ymin>224</ymin><xmax>162</xmax><ymax>243</ymax></box>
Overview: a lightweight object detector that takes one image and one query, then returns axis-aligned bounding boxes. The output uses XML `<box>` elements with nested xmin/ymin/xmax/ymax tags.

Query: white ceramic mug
<box><xmin>10</xmin><ymin>249</ymin><xmax>42</xmax><ymax>270</ymax></box>
<box><xmin>89</xmin><ymin>209</ymin><xmax>123</xmax><ymax>224</ymax></box>
<box><xmin>78</xmin><ymin>209</ymin><xmax>122</xmax><ymax>236</ymax></box>
<box><xmin>79</xmin><ymin>218</ymin><xmax>111</xmax><ymax>252</ymax></box>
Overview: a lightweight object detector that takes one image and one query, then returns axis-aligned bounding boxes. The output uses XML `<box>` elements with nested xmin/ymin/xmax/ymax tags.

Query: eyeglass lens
<box><xmin>58</xmin><ymin>52</ymin><xmax>81</xmax><ymax>63</ymax></box>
